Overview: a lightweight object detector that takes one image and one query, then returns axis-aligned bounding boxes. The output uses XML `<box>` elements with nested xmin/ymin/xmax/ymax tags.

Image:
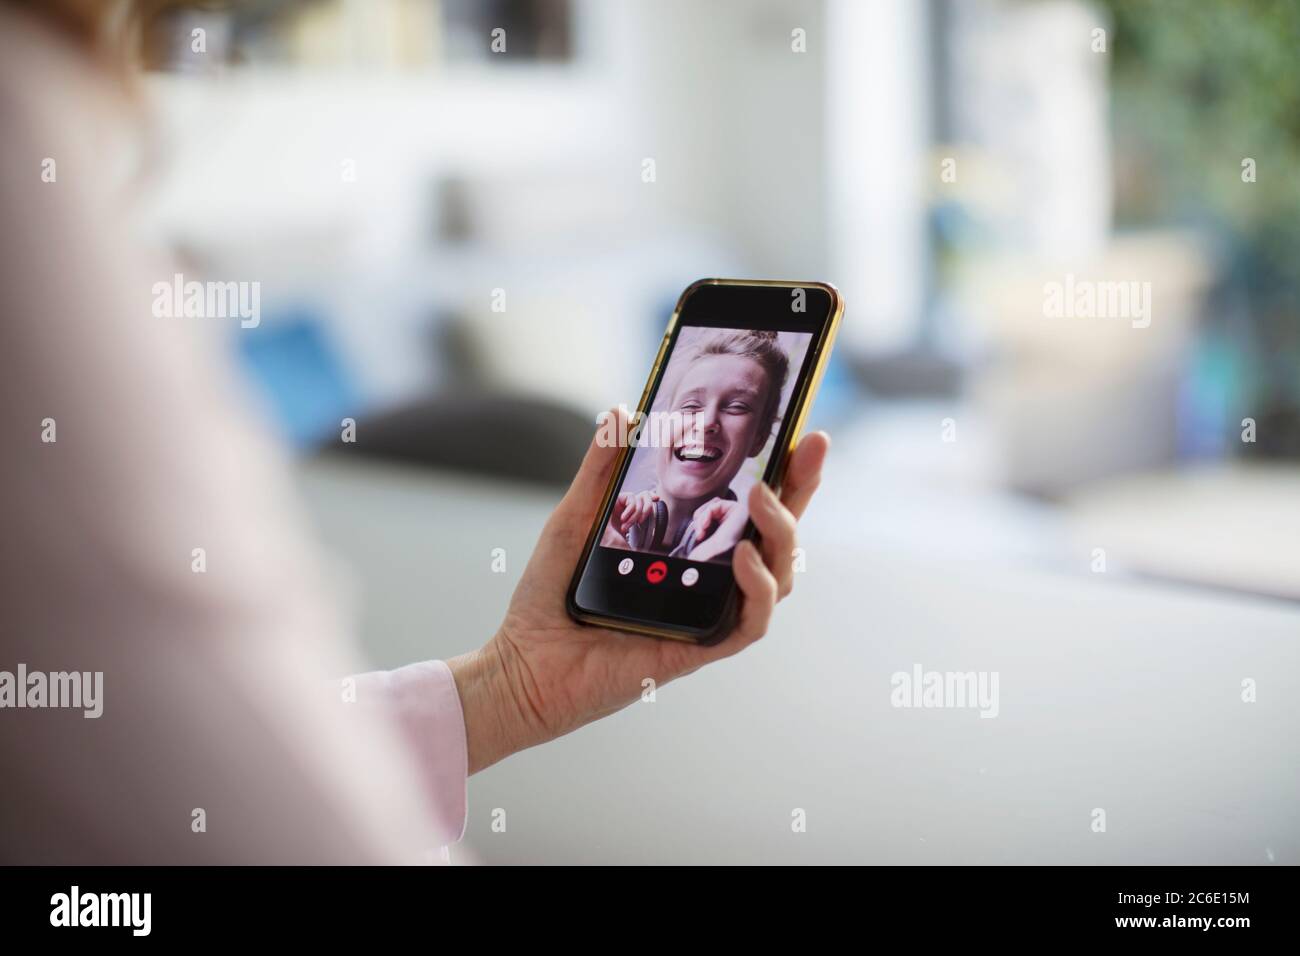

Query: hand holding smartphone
<box><xmin>567</xmin><ymin>278</ymin><xmax>843</xmax><ymax>644</ymax></box>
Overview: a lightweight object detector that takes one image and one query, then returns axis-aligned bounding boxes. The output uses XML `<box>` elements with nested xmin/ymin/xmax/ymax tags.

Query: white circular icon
<box><xmin>617</xmin><ymin>558</ymin><xmax>634</xmax><ymax>576</ymax></box>
<box><xmin>681</xmin><ymin>567</ymin><xmax>699</xmax><ymax>587</ymax></box>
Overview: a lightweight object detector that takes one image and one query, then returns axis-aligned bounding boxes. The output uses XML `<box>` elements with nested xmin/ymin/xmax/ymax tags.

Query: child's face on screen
<box><xmin>655</xmin><ymin>352</ymin><xmax>772</xmax><ymax>501</ymax></box>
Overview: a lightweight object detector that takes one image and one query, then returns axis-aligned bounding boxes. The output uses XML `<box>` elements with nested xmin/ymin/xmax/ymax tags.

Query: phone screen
<box><xmin>568</xmin><ymin>281</ymin><xmax>839</xmax><ymax>641</ymax></box>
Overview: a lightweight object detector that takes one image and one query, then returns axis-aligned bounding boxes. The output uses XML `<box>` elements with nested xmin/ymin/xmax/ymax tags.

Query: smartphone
<box><xmin>566</xmin><ymin>278</ymin><xmax>844</xmax><ymax>644</ymax></box>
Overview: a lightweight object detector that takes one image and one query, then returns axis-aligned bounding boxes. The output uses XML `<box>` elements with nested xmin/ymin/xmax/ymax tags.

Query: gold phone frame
<box><xmin>565</xmin><ymin>277</ymin><xmax>845</xmax><ymax>644</ymax></box>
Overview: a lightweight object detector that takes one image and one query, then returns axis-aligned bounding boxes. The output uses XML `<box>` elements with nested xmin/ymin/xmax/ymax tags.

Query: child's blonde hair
<box><xmin>676</xmin><ymin>329</ymin><xmax>790</xmax><ymax>448</ymax></box>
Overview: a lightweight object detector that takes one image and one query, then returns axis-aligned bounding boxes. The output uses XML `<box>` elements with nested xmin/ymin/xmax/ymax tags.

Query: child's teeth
<box><xmin>681</xmin><ymin>446</ymin><xmax>716</xmax><ymax>461</ymax></box>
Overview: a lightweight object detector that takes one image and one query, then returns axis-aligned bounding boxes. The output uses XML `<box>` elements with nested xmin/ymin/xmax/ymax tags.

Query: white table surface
<box><xmin>297</xmin><ymin>455</ymin><xmax>1299</xmax><ymax>865</ymax></box>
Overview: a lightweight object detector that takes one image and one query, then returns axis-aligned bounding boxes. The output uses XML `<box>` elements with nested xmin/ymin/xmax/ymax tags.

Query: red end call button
<box><xmin>646</xmin><ymin>560</ymin><xmax>668</xmax><ymax>584</ymax></box>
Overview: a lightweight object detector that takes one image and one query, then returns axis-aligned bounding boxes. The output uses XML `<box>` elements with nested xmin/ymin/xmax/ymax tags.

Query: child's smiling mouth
<box><xmin>674</xmin><ymin>443</ymin><xmax>723</xmax><ymax>465</ymax></box>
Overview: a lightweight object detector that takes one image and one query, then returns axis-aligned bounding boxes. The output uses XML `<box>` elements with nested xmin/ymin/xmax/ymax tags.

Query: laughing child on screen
<box><xmin>600</xmin><ymin>329</ymin><xmax>791</xmax><ymax>563</ymax></box>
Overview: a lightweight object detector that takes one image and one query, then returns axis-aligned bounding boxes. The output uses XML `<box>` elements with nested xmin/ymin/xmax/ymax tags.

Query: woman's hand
<box><xmin>447</xmin><ymin>412</ymin><xmax>829</xmax><ymax>774</ymax></box>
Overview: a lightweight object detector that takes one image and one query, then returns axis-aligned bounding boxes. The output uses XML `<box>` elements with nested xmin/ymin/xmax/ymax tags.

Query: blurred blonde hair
<box><xmin>2</xmin><ymin>0</ymin><xmax>209</xmax><ymax>69</ymax></box>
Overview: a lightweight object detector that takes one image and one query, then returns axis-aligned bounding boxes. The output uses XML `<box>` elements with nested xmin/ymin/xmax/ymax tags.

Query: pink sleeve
<box><xmin>351</xmin><ymin>661</ymin><xmax>469</xmax><ymax>847</ymax></box>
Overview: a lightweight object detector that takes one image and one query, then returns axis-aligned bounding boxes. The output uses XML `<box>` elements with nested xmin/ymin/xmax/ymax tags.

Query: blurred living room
<box><xmin>123</xmin><ymin>0</ymin><xmax>1296</xmax><ymax>864</ymax></box>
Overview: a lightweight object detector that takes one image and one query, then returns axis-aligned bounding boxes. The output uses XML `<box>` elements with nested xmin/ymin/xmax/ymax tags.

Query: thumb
<box><xmin>527</xmin><ymin>409</ymin><xmax>629</xmax><ymax>586</ymax></box>
<box><xmin>557</xmin><ymin>407</ymin><xmax>630</xmax><ymax>521</ymax></box>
